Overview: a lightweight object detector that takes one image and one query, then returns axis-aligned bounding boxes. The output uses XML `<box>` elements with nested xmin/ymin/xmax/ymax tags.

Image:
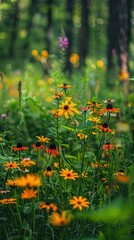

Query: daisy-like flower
<box><xmin>12</xmin><ymin>143</ymin><xmax>29</xmax><ymax>152</ymax></box>
<box><xmin>102</xmin><ymin>143</ymin><xmax>114</xmax><ymax>151</ymax></box>
<box><xmin>87</xmin><ymin>100</ymin><xmax>102</xmax><ymax>109</ymax></box>
<box><xmin>20</xmin><ymin>158</ymin><xmax>36</xmax><ymax>167</ymax></box>
<box><xmin>21</xmin><ymin>188</ymin><xmax>38</xmax><ymax>199</ymax></box>
<box><xmin>101</xmin><ymin>102</ymin><xmax>119</xmax><ymax>113</ymax></box>
<box><xmin>43</xmin><ymin>166</ymin><xmax>53</xmax><ymax>176</ymax></box>
<box><xmin>0</xmin><ymin>198</ymin><xmax>16</xmax><ymax>205</ymax></box>
<box><xmin>91</xmin><ymin>162</ymin><xmax>102</xmax><ymax>168</ymax></box>
<box><xmin>51</xmin><ymin>109</ymin><xmax>62</xmax><ymax>118</ymax></box>
<box><xmin>15</xmin><ymin>174</ymin><xmax>42</xmax><ymax>188</ymax></box>
<box><xmin>54</xmin><ymin>162</ymin><xmax>59</xmax><ymax>168</ymax></box>
<box><xmin>6</xmin><ymin>179</ymin><xmax>17</xmax><ymax>187</ymax></box>
<box><xmin>46</xmin><ymin>144</ymin><xmax>60</xmax><ymax>157</ymax></box>
<box><xmin>77</xmin><ymin>132</ymin><xmax>88</xmax><ymax>140</ymax></box>
<box><xmin>51</xmin><ymin>90</ymin><xmax>64</xmax><ymax>100</ymax></box>
<box><xmin>39</xmin><ymin>202</ymin><xmax>58</xmax><ymax>212</ymax></box>
<box><xmin>49</xmin><ymin>211</ymin><xmax>72</xmax><ymax>226</ymax></box>
<box><xmin>4</xmin><ymin>161</ymin><xmax>19</xmax><ymax>170</ymax></box>
<box><xmin>36</xmin><ymin>136</ymin><xmax>50</xmax><ymax>143</ymax></box>
<box><xmin>88</xmin><ymin>116</ymin><xmax>101</xmax><ymax>124</ymax></box>
<box><xmin>58</xmin><ymin>99</ymin><xmax>80</xmax><ymax>119</ymax></box>
<box><xmin>57</xmin><ymin>83</ymin><xmax>72</xmax><ymax>90</ymax></box>
<box><xmin>32</xmin><ymin>142</ymin><xmax>44</xmax><ymax>151</ymax></box>
<box><xmin>99</xmin><ymin>123</ymin><xmax>113</xmax><ymax>133</ymax></box>
<box><xmin>119</xmin><ymin>68</ymin><xmax>129</xmax><ymax>81</ymax></box>
<box><xmin>69</xmin><ymin>196</ymin><xmax>90</xmax><ymax>211</ymax></box>
<box><xmin>60</xmin><ymin>168</ymin><xmax>78</xmax><ymax>180</ymax></box>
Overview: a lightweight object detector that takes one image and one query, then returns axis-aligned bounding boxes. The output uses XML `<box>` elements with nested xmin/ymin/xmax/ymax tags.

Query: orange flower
<box><xmin>46</xmin><ymin>144</ymin><xmax>60</xmax><ymax>157</ymax></box>
<box><xmin>20</xmin><ymin>158</ymin><xmax>36</xmax><ymax>167</ymax></box>
<box><xmin>6</xmin><ymin>179</ymin><xmax>17</xmax><ymax>187</ymax></box>
<box><xmin>57</xmin><ymin>83</ymin><xmax>72</xmax><ymax>91</ymax></box>
<box><xmin>5</xmin><ymin>161</ymin><xmax>19</xmax><ymax>170</ymax></box>
<box><xmin>60</xmin><ymin>168</ymin><xmax>78</xmax><ymax>180</ymax></box>
<box><xmin>32</xmin><ymin>142</ymin><xmax>44</xmax><ymax>151</ymax></box>
<box><xmin>119</xmin><ymin>68</ymin><xmax>129</xmax><ymax>81</ymax></box>
<box><xmin>77</xmin><ymin>132</ymin><xmax>88</xmax><ymax>140</ymax></box>
<box><xmin>58</xmin><ymin>99</ymin><xmax>80</xmax><ymax>119</ymax></box>
<box><xmin>43</xmin><ymin>166</ymin><xmax>53</xmax><ymax>176</ymax></box>
<box><xmin>49</xmin><ymin>211</ymin><xmax>72</xmax><ymax>226</ymax></box>
<box><xmin>39</xmin><ymin>202</ymin><xmax>58</xmax><ymax>212</ymax></box>
<box><xmin>41</xmin><ymin>50</ymin><xmax>49</xmax><ymax>58</ymax></box>
<box><xmin>15</xmin><ymin>174</ymin><xmax>42</xmax><ymax>188</ymax></box>
<box><xmin>12</xmin><ymin>143</ymin><xmax>28</xmax><ymax>152</ymax></box>
<box><xmin>0</xmin><ymin>198</ymin><xmax>16</xmax><ymax>205</ymax></box>
<box><xmin>102</xmin><ymin>143</ymin><xmax>114</xmax><ymax>151</ymax></box>
<box><xmin>69</xmin><ymin>196</ymin><xmax>90</xmax><ymax>211</ymax></box>
<box><xmin>99</xmin><ymin>123</ymin><xmax>113</xmax><ymax>133</ymax></box>
<box><xmin>21</xmin><ymin>188</ymin><xmax>38</xmax><ymax>199</ymax></box>
<box><xmin>113</xmin><ymin>171</ymin><xmax>129</xmax><ymax>184</ymax></box>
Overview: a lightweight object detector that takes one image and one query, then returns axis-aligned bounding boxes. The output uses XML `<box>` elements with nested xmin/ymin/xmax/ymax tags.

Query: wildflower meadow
<box><xmin>0</xmin><ymin>1</ymin><xmax>134</xmax><ymax>239</ymax></box>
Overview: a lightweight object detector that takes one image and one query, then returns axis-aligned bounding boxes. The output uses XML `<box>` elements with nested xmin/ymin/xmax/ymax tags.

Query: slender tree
<box><xmin>8</xmin><ymin>0</ymin><xmax>20</xmax><ymax>57</ymax></box>
<box><xmin>107</xmin><ymin>0</ymin><xmax>132</xmax><ymax>74</ymax></box>
<box><xmin>79</xmin><ymin>0</ymin><xmax>91</xmax><ymax>66</ymax></box>
<box><xmin>65</xmin><ymin>0</ymin><xmax>74</xmax><ymax>73</ymax></box>
<box><xmin>44</xmin><ymin>0</ymin><xmax>53</xmax><ymax>54</ymax></box>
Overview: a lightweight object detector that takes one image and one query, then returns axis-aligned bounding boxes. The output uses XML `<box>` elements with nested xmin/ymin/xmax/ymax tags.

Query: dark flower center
<box><xmin>47</xmin><ymin>166</ymin><xmax>52</xmax><ymax>171</ymax></box>
<box><xmin>102</xmin><ymin>123</ymin><xmax>108</xmax><ymax>128</ymax></box>
<box><xmin>106</xmin><ymin>103</ymin><xmax>113</xmax><ymax>109</ymax></box>
<box><xmin>45</xmin><ymin>202</ymin><xmax>51</xmax><ymax>206</ymax></box>
<box><xmin>67</xmin><ymin>173</ymin><xmax>71</xmax><ymax>177</ymax></box>
<box><xmin>64</xmin><ymin>105</ymin><xmax>69</xmax><ymax>110</ymax></box>
<box><xmin>49</xmin><ymin>144</ymin><xmax>56</xmax><ymax>150</ymax></box>
<box><xmin>17</xmin><ymin>143</ymin><xmax>22</xmax><ymax>148</ymax></box>
<box><xmin>92</xmin><ymin>101</ymin><xmax>96</xmax><ymax>105</ymax></box>
<box><xmin>36</xmin><ymin>142</ymin><xmax>41</xmax><ymax>147</ymax></box>
<box><xmin>63</xmin><ymin>83</ymin><xmax>67</xmax><ymax>88</ymax></box>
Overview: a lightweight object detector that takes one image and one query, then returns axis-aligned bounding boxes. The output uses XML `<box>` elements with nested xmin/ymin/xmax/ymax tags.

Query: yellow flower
<box><xmin>4</xmin><ymin>161</ymin><xmax>19</xmax><ymax>170</ymax></box>
<box><xmin>49</xmin><ymin>211</ymin><xmax>72</xmax><ymax>226</ymax></box>
<box><xmin>43</xmin><ymin>166</ymin><xmax>53</xmax><ymax>177</ymax></box>
<box><xmin>36</xmin><ymin>136</ymin><xmax>50</xmax><ymax>143</ymax></box>
<box><xmin>6</xmin><ymin>179</ymin><xmax>17</xmax><ymax>187</ymax></box>
<box><xmin>88</xmin><ymin>116</ymin><xmax>101</xmax><ymax>124</ymax></box>
<box><xmin>69</xmin><ymin>196</ymin><xmax>90</xmax><ymax>211</ymax></box>
<box><xmin>15</xmin><ymin>174</ymin><xmax>42</xmax><ymax>188</ymax></box>
<box><xmin>41</xmin><ymin>50</ymin><xmax>49</xmax><ymax>58</ymax></box>
<box><xmin>58</xmin><ymin>99</ymin><xmax>80</xmax><ymax>119</ymax></box>
<box><xmin>20</xmin><ymin>158</ymin><xmax>36</xmax><ymax>167</ymax></box>
<box><xmin>31</xmin><ymin>49</ymin><xmax>39</xmax><ymax>57</ymax></box>
<box><xmin>77</xmin><ymin>132</ymin><xmax>88</xmax><ymax>140</ymax></box>
<box><xmin>51</xmin><ymin>109</ymin><xmax>62</xmax><ymax>118</ymax></box>
<box><xmin>96</xmin><ymin>60</ymin><xmax>104</xmax><ymax>68</ymax></box>
<box><xmin>60</xmin><ymin>168</ymin><xmax>78</xmax><ymax>180</ymax></box>
<box><xmin>58</xmin><ymin>83</ymin><xmax>72</xmax><ymax>90</ymax></box>
<box><xmin>21</xmin><ymin>188</ymin><xmax>38</xmax><ymax>199</ymax></box>
<box><xmin>0</xmin><ymin>198</ymin><xmax>16</xmax><ymax>205</ymax></box>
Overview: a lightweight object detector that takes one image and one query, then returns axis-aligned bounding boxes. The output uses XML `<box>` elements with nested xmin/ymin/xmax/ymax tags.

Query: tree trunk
<box><xmin>44</xmin><ymin>0</ymin><xmax>53</xmax><ymax>54</ymax></box>
<box><xmin>79</xmin><ymin>0</ymin><xmax>91</xmax><ymax>66</ymax></box>
<box><xmin>65</xmin><ymin>0</ymin><xmax>74</xmax><ymax>73</ymax></box>
<box><xmin>8</xmin><ymin>1</ymin><xmax>20</xmax><ymax>57</ymax></box>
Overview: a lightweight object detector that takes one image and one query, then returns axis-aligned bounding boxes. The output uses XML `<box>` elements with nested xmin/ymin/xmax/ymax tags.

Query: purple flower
<box><xmin>1</xmin><ymin>113</ymin><xmax>6</xmax><ymax>120</ymax></box>
<box><xmin>58</xmin><ymin>36</ymin><xmax>69</xmax><ymax>50</ymax></box>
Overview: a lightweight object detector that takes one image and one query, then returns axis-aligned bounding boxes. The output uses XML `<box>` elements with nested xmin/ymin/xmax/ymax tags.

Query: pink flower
<box><xmin>58</xmin><ymin>37</ymin><xmax>69</xmax><ymax>50</ymax></box>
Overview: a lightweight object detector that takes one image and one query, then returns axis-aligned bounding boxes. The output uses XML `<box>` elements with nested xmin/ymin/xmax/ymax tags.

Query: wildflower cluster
<box><xmin>0</xmin><ymin>81</ymin><xmax>132</xmax><ymax>240</ymax></box>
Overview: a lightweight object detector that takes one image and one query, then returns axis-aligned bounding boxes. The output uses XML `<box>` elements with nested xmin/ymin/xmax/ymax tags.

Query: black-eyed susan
<box><xmin>32</xmin><ymin>142</ymin><xmax>44</xmax><ymax>151</ymax></box>
<box><xmin>4</xmin><ymin>161</ymin><xmax>19</xmax><ymax>170</ymax></box>
<box><xmin>36</xmin><ymin>136</ymin><xmax>50</xmax><ymax>143</ymax></box>
<box><xmin>0</xmin><ymin>198</ymin><xmax>16</xmax><ymax>205</ymax></box>
<box><xmin>99</xmin><ymin>123</ymin><xmax>113</xmax><ymax>133</ymax></box>
<box><xmin>20</xmin><ymin>158</ymin><xmax>36</xmax><ymax>167</ymax></box>
<box><xmin>77</xmin><ymin>132</ymin><xmax>88</xmax><ymax>140</ymax></box>
<box><xmin>39</xmin><ymin>202</ymin><xmax>58</xmax><ymax>212</ymax></box>
<box><xmin>102</xmin><ymin>143</ymin><xmax>114</xmax><ymax>151</ymax></box>
<box><xmin>87</xmin><ymin>100</ymin><xmax>102</xmax><ymax>109</ymax></box>
<box><xmin>46</xmin><ymin>144</ymin><xmax>60</xmax><ymax>157</ymax></box>
<box><xmin>49</xmin><ymin>211</ymin><xmax>72</xmax><ymax>226</ymax></box>
<box><xmin>21</xmin><ymin>188</ymin><xmax>38</xmax><ymax>199</ymax></box>
<box><xmin>60</xmin><ymin>168</ymin><xmax>78</xmax><ymax>180</ymax></box>
<box><xmin>51</xmin><ymin>90</ymin><xmax>64</xmax><ymax>100</ymax></box>
<box><xmin>58</xmin><ymin>99</ymin><xmax>80</xmax><ymax>119</ymax></box>
<box><xmin>101</xmin><ymin>102</ymin><xmax>120</xmax><ymax>114</ymax></box>
<box><xmin>57</xmin><ymin>83</ymin><xmax>72</xmax><ymax>92</ymax></box>
<box><xmin>88</xmin><ymin>116</ymin><xmax>101</xmax><ymax>124</ymax></box>
<box><xmin>43</xmin><ymin>166</ymin><xmax>53</xmax><ymax>176</ymax></box>
<box><xmin>51</xmin><ymin>109</ymin><xmax>62</xmax><ymax>118</ymax></box>
<box><xmin>12</xmin><ymin>143</ymin><xmax>29</xmax><ymax>152</ymax></box>
<box><xmin>15</xmin><ymin>174</ymin><xmax>42</xmax><ymax>188</ymax></box>
<box><xmin>69</xmin><ymin>196</ymin><xmax>90</xmax><ymax>211</ymax></box>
